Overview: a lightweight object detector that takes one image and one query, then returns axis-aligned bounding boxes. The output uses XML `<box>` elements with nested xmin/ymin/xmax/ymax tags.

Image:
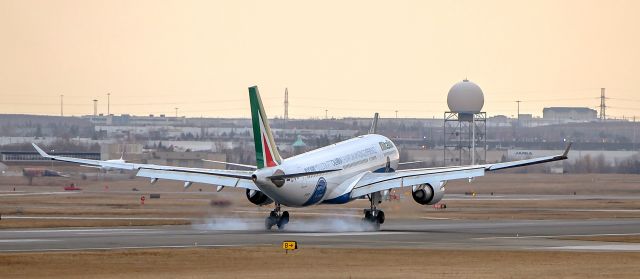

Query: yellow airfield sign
<box><xmin>282</xmin><ymin>241</ymin><xmax>298</xmax><ymax>251</ymax></box>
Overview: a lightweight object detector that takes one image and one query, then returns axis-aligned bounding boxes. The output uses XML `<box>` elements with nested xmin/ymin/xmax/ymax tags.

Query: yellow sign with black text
<box><xmin>282</xmin><ymin>241</ymin><xmax>298</xmax><ymax>250</ymax></box>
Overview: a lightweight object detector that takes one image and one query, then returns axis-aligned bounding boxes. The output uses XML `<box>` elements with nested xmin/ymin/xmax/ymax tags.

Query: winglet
<box><xmin>562</xmin><ymin>142</ymin><xmax>572</xmax><ymax>158</ymax></box>
<box><xmin>369</xmin><ymin>112</ymin><xmax>379</xmax><ymax>134</ymax></box>
<box><xmin>32</xmin><ymin>143</ymin><xmax>51</xmax><ymax>158</ymax></box>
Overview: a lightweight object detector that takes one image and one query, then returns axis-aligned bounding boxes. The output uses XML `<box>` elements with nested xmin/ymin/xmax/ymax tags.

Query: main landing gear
<box><xmin>265</xmin><ymin>203</ymin><xmax>289</xmax><ymax>230</ymax></box>
<box><xmin>363</xmin><ymin>192</ymin><xmax>385</xmax><ymax>230</ymax></box>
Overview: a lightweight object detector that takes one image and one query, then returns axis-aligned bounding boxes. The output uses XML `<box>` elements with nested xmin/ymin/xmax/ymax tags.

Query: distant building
<box><xmin>291</xmin><ymin>135</ymin><xmax>308</xmax><ymax>155</ymax></box>
<box><xmin>100</xmin><ymin>143</ymin><xmax>144</xmax><ymax>160</ymax></box>
<box><xmin>83</xmin><ymin>114</ymin><xmax>187</xmax><ymax>126</ymax></box>
<box><xmin>0</xmin><ymin>151</ymin><xmax>100</xmax><ymax>162</ymax></box>
<box><xmin>542</xmin><ymin>107</ymin><xmax>597</xmax><ymax>122</ymax></box>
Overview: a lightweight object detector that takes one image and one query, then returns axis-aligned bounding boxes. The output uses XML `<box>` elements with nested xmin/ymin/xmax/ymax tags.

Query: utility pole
<box><xmin>107</xmin><ymin>93</ymin><xmax>110</xmax><ymax>115</ymax></box>
<box><xmin>515</xmin><ymin>100</ymin><xmax>521</xmax><ymax>141</ymax></box>
<box><xmin>60</xmin><ymin>94</ymin><xmax>63</xmax><ymax>116</ymax></box>
<box><xmin>516</xmin><ymin>100</ymin><xmax>521</xmax><ymax>126</ymax></box>
<box><xmin>93</xmin><ymin>99</ymin><xmax>98</xmax><ymax>116</ymax></box>
<box><xmin>395</xmin><ymin>110</ymin><xmax>398</xmax><ymax>119</ymax></box>
<box><xmin>175</xmin><ymin>107</ymin><xmax>178</xmax><ymax>117</ymax></box>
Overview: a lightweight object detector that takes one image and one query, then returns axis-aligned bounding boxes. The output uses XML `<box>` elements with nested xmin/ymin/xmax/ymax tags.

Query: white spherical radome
<box><xmin>447</xmin><ymin>79</ymin><xmax>484</xmax><ymax>113</ymax></box>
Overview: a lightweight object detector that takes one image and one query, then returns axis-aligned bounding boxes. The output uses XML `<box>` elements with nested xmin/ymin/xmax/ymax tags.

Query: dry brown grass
<box><xmin>1</xmin><ymin>247</ymin><xmax>639</xmax><ymax>279</ymax></box>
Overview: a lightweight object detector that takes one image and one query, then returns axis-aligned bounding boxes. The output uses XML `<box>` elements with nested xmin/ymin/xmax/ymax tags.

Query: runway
<box><xmin>1</xmin><ymin>218</ymin><xmax>639</xmax><ymax>252</ymax></box>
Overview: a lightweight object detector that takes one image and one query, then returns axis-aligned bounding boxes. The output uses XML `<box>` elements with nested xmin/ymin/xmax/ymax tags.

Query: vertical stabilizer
<box><xmin>369</xmin><ymin>112</ymin><xmax>379</xmax><ymax>134</ymax></box>
<box><xmin>249</xmin><ymin>86</ymin><xmax>282</xmax><ymax>169</ymax></box>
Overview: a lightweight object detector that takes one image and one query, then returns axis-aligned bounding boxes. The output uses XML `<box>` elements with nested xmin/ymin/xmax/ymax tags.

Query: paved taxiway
<box><xmin>1</xmin><ymin>218</ymin><xmax>639</xmax><ymax>252</ymax></box>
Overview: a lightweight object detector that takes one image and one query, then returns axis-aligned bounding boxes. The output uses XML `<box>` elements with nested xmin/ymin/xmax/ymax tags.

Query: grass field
<box><xmin>1</xmin><ymin>247</ymin><xmax>639</xmax><ymax>279</ymax></box>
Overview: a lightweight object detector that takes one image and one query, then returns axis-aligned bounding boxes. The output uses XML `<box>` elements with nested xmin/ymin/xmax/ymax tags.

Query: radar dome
<box><xmin>447</xmin><ymin>79</ymin><xmax>484</xmax><ymax>113</ymax></box>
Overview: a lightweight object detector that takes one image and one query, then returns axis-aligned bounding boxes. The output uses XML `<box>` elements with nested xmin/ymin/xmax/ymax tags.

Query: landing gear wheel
<box><xmin>362</xmin><ymin>209</ymin><xmax>383</xmax><ymax>231</ymax></box>
<box><xmin>364</xmin><ymin>210</ymin><xmax>372</xmax><ymax>220</ymax></box>
<box><xmin>376</xmin><ymin>210</ymin><xmax>385</xmax><ymax>224</ymax></box>
<box><xmin>265</xmin><ymin>204</ymin><xmax>290</xmax><ymax>231</ymax></box>
<box><xmin>265</xmin><ymin>215</ymin><xmax>277</xmax><ymax>230</ymax></box>
<box><xmin>277</xmin><ymin>211</ymin><xmax>289</xmax><ymax>230</ymax></box>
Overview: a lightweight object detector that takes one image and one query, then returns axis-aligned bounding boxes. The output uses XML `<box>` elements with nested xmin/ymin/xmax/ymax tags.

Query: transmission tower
<box><xmin>284</xmin><ymin>88</ymin><xmax>289</xmax><ymax>130</ymax></box>
<box><xmin>599</xmin><ymin>88</ymin><xmax>606</xmax><ymax>121</ymax></box>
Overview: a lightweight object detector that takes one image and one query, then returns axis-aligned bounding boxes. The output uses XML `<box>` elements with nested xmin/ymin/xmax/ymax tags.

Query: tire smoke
<box><xmin>193</xmin><ymin>216</ymin><xmax>377</xmax><ymax>232</ymax></box>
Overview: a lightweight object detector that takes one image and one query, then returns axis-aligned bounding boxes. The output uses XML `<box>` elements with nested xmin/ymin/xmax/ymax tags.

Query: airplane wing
<box><xmin>32</xmin><ymin>143</ymin><xmax>258</xmax><ymax>191</ymax></box>
<box><xmin>349</xmin><ymin>144</ymin><xmax>571</xmax><ymax>198</ymax></box>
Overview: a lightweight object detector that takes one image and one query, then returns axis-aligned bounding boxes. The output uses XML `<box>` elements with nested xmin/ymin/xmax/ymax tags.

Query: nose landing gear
<box><xmin>265</xmin><ymin>203</ymin><xmax>289</xmax><ymax>230</ymax></box>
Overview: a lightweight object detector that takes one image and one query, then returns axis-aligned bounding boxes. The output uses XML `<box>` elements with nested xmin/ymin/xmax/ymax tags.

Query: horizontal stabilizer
<box><xmin>202</xmin><ymin>159</ymin><xmax>257</xmax><ymax>169</ymax></box>
<box><xmin>398</xmin><ymin>161</ymin><xmax>423</xmax><ymax>166</ymax></box>
<box><xmin>267</xmin><ymin>169</ymin><xmax>342</xmax><ymax>180</ymax></box>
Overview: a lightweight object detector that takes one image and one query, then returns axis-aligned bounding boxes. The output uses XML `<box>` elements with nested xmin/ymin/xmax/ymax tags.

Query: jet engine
<box><xmin>245</xmin><ymin>189</ymin><xmax>274</xmax><ymax>206</ymax></box>
<box><xmin>411</xmin><ymin>182</ymin><xmax>445</xmax><ymax>205</ymax></box>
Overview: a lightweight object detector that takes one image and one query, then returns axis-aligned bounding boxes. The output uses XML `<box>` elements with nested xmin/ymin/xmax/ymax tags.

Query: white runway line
<box><xmin>1</xmin><ymin>216</ymin><xmax>191</xmax><ymax>221</ymax></box>
<box><xmin>0</xmin><ymin>239</ymin><xmax>59</xmax><ymax>243</ymax></box>
<box><xmin>0</xmin><ymin>192</ymin><xmax>80</xmax><ymax>197</ymax></box>
<box><xmin>419</xmin><ymin>216</ymin><xmax>452</xmax><ymax>220</ymax></box>
<box><xmin>550</xmin><ymin>244</ymin><xmax>640</xmax><ymax>251</ymax></box>
<box><xmin>0</xmin><ymin>228</ymin><xmax>157</xmax><ymax>234</ymax></box>
<box><xmin>555</xmin><ymin>209</ymin><xmax>640</xmax><ymax>212</ymax></box>
<box><xmin>473</xmin><ymin>232</ymin><xmax>640</xmax><ymax>240</ymax></box>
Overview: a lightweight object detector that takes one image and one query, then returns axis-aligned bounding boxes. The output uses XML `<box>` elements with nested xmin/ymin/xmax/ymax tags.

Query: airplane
<box><xmin>32</xmin><ymin>86</ymin><xmax>571</xmax><ymax>230</ymax></box>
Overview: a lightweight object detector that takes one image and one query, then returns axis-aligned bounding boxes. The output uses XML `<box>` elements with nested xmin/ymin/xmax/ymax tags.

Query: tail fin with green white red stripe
<box><xmin>249</xmin><ymin>86</ymin><xmax>282</xmax><ymax>169</ymax></box>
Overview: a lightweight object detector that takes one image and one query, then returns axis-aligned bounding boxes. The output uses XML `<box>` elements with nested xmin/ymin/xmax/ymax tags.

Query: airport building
<box><xmin>83</xmin><ymin>114</ymin><xmax>187</xmax><ymax>126</ymax></box>
<box><xmin>0</xmin><ymin>151</ymin><xmax>100</xmax><ymax>162</ymax></box>
<box><xmin>542</xmin><ymin>107</ymin><xmax>598</xmax><ymax>122</ymax></box>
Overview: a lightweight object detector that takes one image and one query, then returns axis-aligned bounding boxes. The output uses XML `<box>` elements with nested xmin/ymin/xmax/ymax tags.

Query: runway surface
<box><xmin>1</xmin><ymin>218</ymin><xmax>639</xmax><ymax>253</ymax></box>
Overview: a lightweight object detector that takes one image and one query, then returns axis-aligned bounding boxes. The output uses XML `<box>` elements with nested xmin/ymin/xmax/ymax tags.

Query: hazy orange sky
<box><xmin>1</xmin><ymin>0</ymin><xmax>639</xmax><ymax>119</ymax></box>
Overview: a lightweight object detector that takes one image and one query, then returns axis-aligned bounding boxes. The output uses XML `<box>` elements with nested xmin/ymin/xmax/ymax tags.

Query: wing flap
<box><xmin>136</xmin><ymin>169</ymin><xmax>259</xmax><ymax>190</ymax></box>
<box><xmin>350</xmin><ymin>179</ymin><xmax>399</xmax><ymax>198</ymax></box>
<box><xmin>401</xmin><ymin>167</ymin><xmax>484</xmax><ymax>186</ymax></box>
<box><xmin>350</xmin><ymin>166</ymin><xmax>484</xmax><ymax>198</ymax></box>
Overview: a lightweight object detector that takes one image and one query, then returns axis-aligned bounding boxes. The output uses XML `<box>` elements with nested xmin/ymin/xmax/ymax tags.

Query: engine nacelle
<box><xmin>412</xmin><ymin>182</ymin><xmax>445</xmax><ymax>205</ymax></box>
<box><xmin>245</xmin><ymin>189</ymin><xmax>274</xmax><ymax>206</ymax></box>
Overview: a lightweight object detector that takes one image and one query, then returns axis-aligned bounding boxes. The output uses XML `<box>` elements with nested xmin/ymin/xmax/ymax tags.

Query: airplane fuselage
<box><xmin>252</xmin><ymin>134</ymin><xmax>400</xmax><ymax>207</ymax></box>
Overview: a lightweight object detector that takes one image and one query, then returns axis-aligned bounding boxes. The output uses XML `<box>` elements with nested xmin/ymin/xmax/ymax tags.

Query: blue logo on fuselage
<box><xmin>302</xmin><ymin>177</ymin><xmax>327</xmax><ymax>206</ymax></box>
